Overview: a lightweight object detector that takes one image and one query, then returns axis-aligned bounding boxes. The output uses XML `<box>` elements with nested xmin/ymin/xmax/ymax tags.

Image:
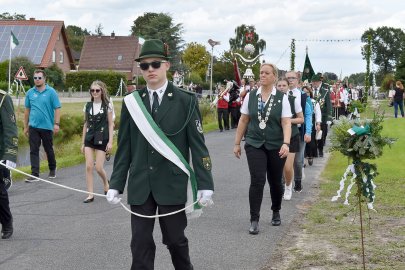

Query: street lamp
<box><xmin>208</xmin><ymin>39</ymin><xmax>220</xmax><ymax>97</ymax></box>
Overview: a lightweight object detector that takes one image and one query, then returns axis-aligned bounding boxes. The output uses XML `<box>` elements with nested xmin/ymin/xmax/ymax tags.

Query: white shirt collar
<box><xmin>147</xmin><ymin>80</ymin><xmax>168</xmax><ymax>104</ymax></box>
<box><xmin>256</xmin><ymin>86</ymin><xmax>277</xmax><ymax>96</ymax></box>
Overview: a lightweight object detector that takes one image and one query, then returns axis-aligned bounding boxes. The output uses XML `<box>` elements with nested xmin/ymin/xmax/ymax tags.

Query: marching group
<box><xmin>1</xmin><ymin>38</ymin><xmax>403</xmax><ymax>270</ymax></box>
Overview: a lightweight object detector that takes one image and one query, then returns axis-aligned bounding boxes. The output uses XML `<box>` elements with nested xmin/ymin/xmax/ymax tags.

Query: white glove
<box><xmin>197</xmin><ymin>190</ymin><xmax>214</xmax><ymax>207</ymax></box>
<box><xmin>0</xmin><ymin>160</ymin><xmax>16</xmax><ymax>169</ymax></box>
<box><xmin>106</xmin><ymin>189</ymin><xmax>121</xmax><ymax>204</ymax></box>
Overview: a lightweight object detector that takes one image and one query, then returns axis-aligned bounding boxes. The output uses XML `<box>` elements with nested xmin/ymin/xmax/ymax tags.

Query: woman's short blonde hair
<box><xmin>260</xmin><ymin>62</ymin><xmax>278</xmax><ymax>80</ymax></box>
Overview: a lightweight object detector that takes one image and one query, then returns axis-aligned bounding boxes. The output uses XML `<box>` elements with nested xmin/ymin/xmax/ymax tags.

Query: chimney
<box><xmin>110</xmin><ymin>31</ymin><xmax>115</xmax><ymax>39</ymax></box>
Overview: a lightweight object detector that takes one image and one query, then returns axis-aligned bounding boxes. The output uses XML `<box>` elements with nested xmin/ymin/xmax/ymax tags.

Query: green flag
<box><xmin>302</xmin><ymin>52</ymin><xmax>315</xmax><ymax>82</ymax></box>
<box><xmin>11</xmin><ymin>31</ymin><xmax>19</xmax><ymax>50</ymax></box>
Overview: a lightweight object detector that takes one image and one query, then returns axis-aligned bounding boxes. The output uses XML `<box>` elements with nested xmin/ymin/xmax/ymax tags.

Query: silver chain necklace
<box><xmin>257</xmin><ymin>93</ymin><xmax>275</xmax><ymax>129</ymax></box>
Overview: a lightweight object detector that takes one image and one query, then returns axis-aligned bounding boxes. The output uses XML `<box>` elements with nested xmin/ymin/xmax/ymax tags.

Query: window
<box><xmin>59</xmin><ymin>51</ymin><xmax>64</xmax><ymax>63</ymax></box>
<box><xmin>52</xmin><ymin>50</ymin><xmax>56</xmax><ymax>63</ymax></box>
<box><xmin>118</xmin><ymin>55</ymin><xmax>123</xmax><ymax>61</ymax></box>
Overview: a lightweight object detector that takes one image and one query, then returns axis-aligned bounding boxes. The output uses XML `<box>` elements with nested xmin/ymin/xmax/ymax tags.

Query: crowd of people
<box><xmin>1</xmin><ymin>38</ymin><xmax>403</xmax><ymax>269</ymax></box>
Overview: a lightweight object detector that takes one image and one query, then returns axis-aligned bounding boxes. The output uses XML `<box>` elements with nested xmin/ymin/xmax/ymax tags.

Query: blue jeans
<box><xmin>394</xmin><ymin>100</ymin><xmax>404</xmax><ymax>118</ymax></box>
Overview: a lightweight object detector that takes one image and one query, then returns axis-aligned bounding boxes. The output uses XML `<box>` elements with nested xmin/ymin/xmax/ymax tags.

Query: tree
<box><xmin>395</xmin><ymin>50</ymin><xmax>405</xmax><ymax>82</ymax></box>
<box><xmin>45</xmin><ymin>64</ymin><xmax>65</xmax><ymax>89</ymax></box>
<box><xmin>131</xmin><ymin>12</ymin><xmax>184</xmax><ymax>71</ymax></box>
<box><xmin>66</xmin><ymin>25</ymin><xmax>91</xmax><ymax>52</ymax></box>
<box><xmin>182</xmin><ymin>42</ymin><xmax>210</xmax><ymax>81</ymax></box>
<box><xmin>94</xmin><ymin>23</ymin><xmax>104</xmax><ymax>36</ymax></box>
<box><xmin>361</xmin><ymin>27</ymin><xmax>405</xmax><ymax>75</ymax></box>
<box><xmin>0</xmin><ymin>12</ymin><xmax>26</xmax><ymax>20</ymax></box>
<box><xmin>229</xmin><ymin>24</ymin><xmax>266</xmax><ymax>56</ymax></box>
<box><xmin>9</xmin><ymin>57</ymin><xmax>37</xmax><ymax>87</ymax></box>
<box><xmin>348</xmin><ymin>72</ymin><xmax>366</xmax><ymax>86</ymax></box>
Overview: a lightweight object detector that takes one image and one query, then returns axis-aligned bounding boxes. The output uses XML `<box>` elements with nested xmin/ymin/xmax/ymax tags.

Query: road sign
<box><xmin>14</xmin><ymin>66</ymin><xmax>28</xmax><ymax>80</ymax></box>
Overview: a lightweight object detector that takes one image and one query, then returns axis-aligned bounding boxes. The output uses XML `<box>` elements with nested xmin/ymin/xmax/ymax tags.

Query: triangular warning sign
<box><xmin>14</xmin><ymin>66</ymin><xmax>28</xmax><ymax>80</ymax></box>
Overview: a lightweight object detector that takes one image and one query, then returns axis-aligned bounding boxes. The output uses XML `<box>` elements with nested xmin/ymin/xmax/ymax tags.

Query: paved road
<box><xmin>1</xmin><ymin>129</ymin><xmax>327</xmax><ymax>270</ymax></box>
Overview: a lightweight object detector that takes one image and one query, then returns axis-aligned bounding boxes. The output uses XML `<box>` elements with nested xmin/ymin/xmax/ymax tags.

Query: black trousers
<box><xmin>29</xmin><ymin>127</ymin><xmax>56</xmax><ymax>176</ymax></box>
<box><xmin>217</xmin><ymin>108</ymin><xmax>229</xmax><ymax>131</ymax></box>
<box><xmin>317</xmin><ymin>122</ymin><xmax>328</xmax><ymax>155</ymax></box>
<box><xmin>245</xmin><ymin>144</ymin><xmax>286</xmax><ymax>222</ymax></box>
<box><xmin>0</xmin><ymin>166</ymin><xmax>12</xmax><ymax>228</ymax></box>
<box><xmin>130</xmin><ymin>194</ymin><xmax>193</xmax><ymax>270</ymax></box>
<box><xmin>229</xmin><ymin>107</ymin><xmax>239</xmax><ymax>128</ymax></box>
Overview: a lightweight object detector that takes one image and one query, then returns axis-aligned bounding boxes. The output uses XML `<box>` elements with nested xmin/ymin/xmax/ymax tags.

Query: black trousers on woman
<box><xmin>130</xmin><ymin>194</ymin><xmax>193</xmax><ymax>270</ymax></box>
<box><xmin>245</xmin><ymin>144</ymin><xmax>287</xmax><ymax>222</ymax></box>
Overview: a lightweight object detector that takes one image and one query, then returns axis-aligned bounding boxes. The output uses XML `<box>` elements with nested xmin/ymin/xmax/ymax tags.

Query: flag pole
<box><xmin>8</xmin><ymin>33</ymin><xmax>12</xmax><ymax>94</ymax></box>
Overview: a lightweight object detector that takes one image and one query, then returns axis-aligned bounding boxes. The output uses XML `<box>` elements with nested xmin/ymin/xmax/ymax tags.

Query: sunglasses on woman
<box><xmin>139</xmin><ymin>60</ymin><xmax>167</xmax><ymax>71</ymax></box>
<box><xmin>90</xmin><ymin>89</ymin><xmax>101</xmax><ymax>93</ymax></box>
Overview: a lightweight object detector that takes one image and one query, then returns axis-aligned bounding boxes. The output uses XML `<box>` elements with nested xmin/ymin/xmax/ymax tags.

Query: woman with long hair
<box><xmin>81</xmin><ymin>80</ymin><xmax>114</xmax><ymax>203</ymax></box>
<box><xmin>393</xmin><ymin>80</ymin><xmax>404</xmax><ymax>118</ymax></box>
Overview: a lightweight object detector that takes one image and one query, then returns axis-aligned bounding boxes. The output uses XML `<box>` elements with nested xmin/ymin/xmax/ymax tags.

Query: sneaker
<box><xmin>308</xmin><ymin>158</ymin><xmax>313</xmax><ymax>166</ymax></box>
<box><xmin>3</xmin><ymin>177</ymin><xmax>12</xmax><ymax>190</ymax></box>
<box><xmin>48</xmin><ymin>169</ymin><xmax>56</xmax><ymax>179</ymax></box>
<box><xmin>294</xmin><ymin>184</ymin><xmax>303</xmax><ymax>193</ymax></box>
<box><xmin>25</xmin><ymin>176</ymin><xmax>40</xmax><ymax>183</ymax></box>
<box><xmin>283</xmin><ymin>184</ymin><xmax>292</xmax><ymax>200</ymax></box>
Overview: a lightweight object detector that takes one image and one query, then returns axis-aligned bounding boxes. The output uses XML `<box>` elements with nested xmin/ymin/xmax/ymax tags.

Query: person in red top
<box><xmin>211</xmin><ymin>85</ymin><xmax>230</xmax><ymax>132</ymax></box>
<box><xmin>330</xmin><ymin>83</ymin><xmax>345</xmax><ymax>120</ymax></box>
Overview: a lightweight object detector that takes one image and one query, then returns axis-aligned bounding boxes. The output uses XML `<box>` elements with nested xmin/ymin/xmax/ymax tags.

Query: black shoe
<box><xmin>249</xmin><ymin>221</ymin><xmax>259</xmax><ymax>235</ymax></box>
<box><xmin>25</xmin><ymin>175</ymin><xmax>40</xmax><ymax>183</ymax></box>
<box><xmin>294</xmin><ymin>184</ymin><xmax>303</xmax><ymax>193</ymax></box>
<box><xmin>49</xmin><ymin>169</ymin><xmax>56</xmax><ymax>179</ymax></box>
<box><xmin>271</xmin><ymin>212</ymin><xmax>281</xmax><ymax>226</ymax></box>
<box><xmin>83</xmin><ymin>197</ymin><xmax>94</xmax><ymax>203</ymax></box>
<box><xmin>220</xmin><ymin>129</ymin><xmax>223</xmax><ymax>132</ymax></box>
<box><xmin>319</xmin><ymin>151</ymin><xmax>324</xmax><ymax>158</ymax></box>
<box><xmin>308</xmin><ymin>158</ymin><xmax>313</xmax><ymax>166</ymax></box>
<box><xmin>1</xmin><ymin>223</ymin><xmax>13</xmax><ymax>239</ymax></box>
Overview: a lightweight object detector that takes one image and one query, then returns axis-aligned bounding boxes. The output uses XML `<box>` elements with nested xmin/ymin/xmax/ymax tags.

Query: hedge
<box><xmin>66</xmin><ymin>70</ymin><xmax>127</xmax><ymax>96</ymax></box>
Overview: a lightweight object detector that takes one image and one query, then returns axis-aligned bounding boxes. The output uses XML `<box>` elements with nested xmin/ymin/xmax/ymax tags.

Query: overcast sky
<box><xmin>2</xmin><ymin>0</ymin><xmax>405</xmax><ymax>77</ymax></box>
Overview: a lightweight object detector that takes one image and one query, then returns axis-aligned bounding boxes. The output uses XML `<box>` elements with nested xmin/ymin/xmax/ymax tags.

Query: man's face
<box><xmin>33</xmin><ymin>72</ymin><xmax>45</xmax><ymax>88</ymax></box>
<box><xmin>312</xmin><ymin>81</ymin><xmax>321</xmax><ymax>89</ymax></box>
<box><xmin>140</xmin><ymin>57</ymin><xmax>170</xmax><ymax>88</ymax></box>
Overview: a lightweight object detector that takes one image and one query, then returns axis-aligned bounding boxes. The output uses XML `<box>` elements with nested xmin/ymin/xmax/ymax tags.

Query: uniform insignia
<box><xmin>10</xmin><ymin>114</ymin><xmax>16</xmax><ymax>123</ymax></box>
<box><xmin>195</xmin><ymin>120</ymin><xmax>203</xmax><ymax>133</ymax></box>
<box><xmin>202</xmin><ymin>157</ymin><xmax>212</xmax><ymax>170</ymax></box>
<box><xmin>12</xmin><ymin>137</ymin><xmax>18</xmax><ymax>146</ymax></box>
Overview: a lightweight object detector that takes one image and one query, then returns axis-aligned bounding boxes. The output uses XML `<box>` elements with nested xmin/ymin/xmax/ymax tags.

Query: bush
<box><xmin>380</xmin><ymin>73</ymin><xmax>395</xmax><ymax>92</ymax></box>
<box><xmin>45</xmin><ymin>64</ymin><xmax>65</xmax><ymax>90</ymax></box>
<box><xmin>66</xmin><ymin>71</ymin><xmax>127</xmax><ymax>96</ymax></box>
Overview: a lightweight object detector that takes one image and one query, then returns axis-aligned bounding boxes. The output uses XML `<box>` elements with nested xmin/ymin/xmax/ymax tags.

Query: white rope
<box><xmin>1</xmin><ymin>163</ymin><xmax>202</xmax><ymax>219</ymax></box>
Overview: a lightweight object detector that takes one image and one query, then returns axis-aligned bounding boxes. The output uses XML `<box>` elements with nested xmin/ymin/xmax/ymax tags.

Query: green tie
<box><xmin>152</xmin><ymin>92</ymin><xmax>159</xmax><ymax>120</ymax></box>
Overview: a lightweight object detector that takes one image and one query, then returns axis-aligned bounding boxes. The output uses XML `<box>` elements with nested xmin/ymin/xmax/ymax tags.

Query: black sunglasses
<box><xmin>90</xmin><ymin>89</ymin><xmax>101</xmax><ymax>93</ymax></box>
<box><xmin>33</xmin><ymin>76</ymin><xmax>43</xmax><ymax>80</ymax></box>
<box><xmin>139</xmin><ymin>61</ymin><xmax>167</xmax><ymax>71</ymax></box>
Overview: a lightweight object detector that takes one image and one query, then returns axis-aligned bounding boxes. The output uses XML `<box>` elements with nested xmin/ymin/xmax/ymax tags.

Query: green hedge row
<box><xmin>66</xmin><ymin>71</ymin><xmax>127</xmax><ymax>96</ymax></box>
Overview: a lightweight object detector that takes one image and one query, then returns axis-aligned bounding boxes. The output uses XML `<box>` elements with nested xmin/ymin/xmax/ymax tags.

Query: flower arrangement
<box><xmin>329</xmin><ymin>113</ymin><xmax>395</xmax><ymax>208</ymax></box>
<box><xmin>348</xmin><ymin>100</ymin><xmax>366</xmax><ymax>114</ymax></box>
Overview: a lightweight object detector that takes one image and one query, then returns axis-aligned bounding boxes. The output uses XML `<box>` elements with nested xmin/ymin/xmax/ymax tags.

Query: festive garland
<box><xmin>330</xmin><ymin>114</ymin><xmax>395</xmax><ymax>208</ymax></box>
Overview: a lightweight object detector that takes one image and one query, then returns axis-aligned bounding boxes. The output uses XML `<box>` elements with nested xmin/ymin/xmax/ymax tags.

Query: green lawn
<box><xmin>278</xmin><ymin>100</ymin><xmax>405</xmax><ymax>269</ymax></box>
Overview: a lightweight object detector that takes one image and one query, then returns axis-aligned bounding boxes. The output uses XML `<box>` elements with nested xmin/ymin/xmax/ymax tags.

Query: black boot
<box><xmin>249</xmin><ymin>221</ymin><xmax>259</xmax><ymax>235</ymax></box>
<box><xmin>1</xmin><ymin>221</ymin><xmax>13</xmax><ymax>239</ymax></box>
<box><xmin>271</xmin><ymin>211</ymin><xmax>281</xmax><ymax>226</ymax></box>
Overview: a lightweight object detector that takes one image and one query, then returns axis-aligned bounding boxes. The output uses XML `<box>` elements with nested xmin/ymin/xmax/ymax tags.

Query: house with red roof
<box><xmin>0</xmin><ymin>18</ymin><xmax>75</xmax><ymax>73</ymax></box>
<box><xmin>78</xmin><ymin>32</ymin><xmax>141</xmax><ymax>81</ymax></box>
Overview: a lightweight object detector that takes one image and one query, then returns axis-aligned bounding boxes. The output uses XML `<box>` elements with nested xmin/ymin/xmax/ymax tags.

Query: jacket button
<box><xmin>149</xmin><ymin>166</ymin><xmax>153</xmax><ymax>170</ymax></box>
<box><xmin>151</xmin><ymin>150</ymin><xmax>154</xmax><ymax>154</ymax></box>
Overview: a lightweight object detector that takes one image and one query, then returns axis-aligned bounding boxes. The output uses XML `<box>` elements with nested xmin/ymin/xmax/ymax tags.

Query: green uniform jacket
<box><xmin>314</xmin><ymin>83</ymin><xmax>332</xmax><ymax>123</ymax></box>
<box><xmin>110</xmin><ymin>82</ymin><xmax>214</xmax><ymax>205</ymax></box>
<box><xmin>0</xmin><ymin>90</ymin><xmax>18</xmax><ymax>163</ymax></box>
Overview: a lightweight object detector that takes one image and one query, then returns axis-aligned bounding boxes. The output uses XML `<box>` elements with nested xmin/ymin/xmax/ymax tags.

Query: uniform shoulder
<box><xmin>0</xmin><ymin>89</ymin><xmax>8</xmax><ymax>96</ymax></box>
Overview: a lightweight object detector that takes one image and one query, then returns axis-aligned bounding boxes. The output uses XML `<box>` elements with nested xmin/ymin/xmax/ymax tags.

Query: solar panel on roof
<box><xmin>0</xmin><ymin>25</ymin><xmax>54</xmax><ymax>65</ymax></box>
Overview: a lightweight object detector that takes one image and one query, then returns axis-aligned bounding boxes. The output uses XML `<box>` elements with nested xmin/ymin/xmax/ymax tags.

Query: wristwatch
<box><xmin>283</xmin><ymin>142</ymin><xmax>290</xmax><ymax>147</ymax></box>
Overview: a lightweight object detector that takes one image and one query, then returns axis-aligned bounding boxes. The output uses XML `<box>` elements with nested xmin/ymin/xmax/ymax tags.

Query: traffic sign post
<box><xmin>14</xmin><ymin>66</ymin><xmax>28</xmax><ymax>81</ymax></box>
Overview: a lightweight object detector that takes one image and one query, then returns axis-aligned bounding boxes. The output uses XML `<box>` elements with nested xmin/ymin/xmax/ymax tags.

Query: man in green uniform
<box><xmin>0</xmin><ymin>89</ymin><xmax>18</xmax><ymax>239</ymax></box>
<box><xmin>106</xmin><ymin>39</ymin><xmax>214</xmax><ymax>270</ymax></box>
<box><xmin>311</xmin><ymin>73</ymin><xmax>332</xmax><ymax>157</ymax></box>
